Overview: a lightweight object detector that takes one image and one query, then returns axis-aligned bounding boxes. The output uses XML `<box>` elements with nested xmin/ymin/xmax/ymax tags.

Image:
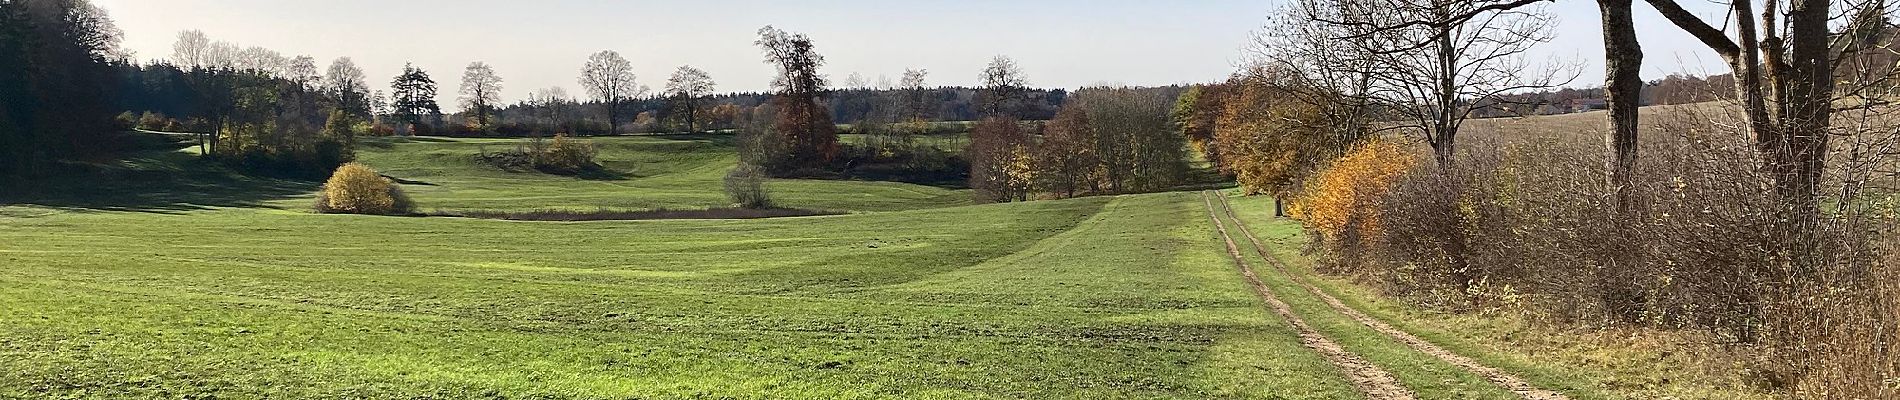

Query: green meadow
<box><xmin>0</xmin><ymin>135</ymin><xmax>1359</xmax><ymax>399</ymax></box>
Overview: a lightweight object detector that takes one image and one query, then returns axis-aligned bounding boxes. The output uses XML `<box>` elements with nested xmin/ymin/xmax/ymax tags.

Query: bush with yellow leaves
<box><xmin>1289</xmin><ymin>139</ymin><xmax>1414</xmax><ymax>244</ymax></box>
<box><xmin>314</xmin><ymin>163</ymin><xmax>413</xmax><ymax>215</ymax></box>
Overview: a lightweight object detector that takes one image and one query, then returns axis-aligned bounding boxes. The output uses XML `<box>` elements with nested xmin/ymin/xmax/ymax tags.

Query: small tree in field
<box><xmin>315</xmin><ymin>163</ymin><xmax>412</xmax><ymax>215</ymax></box>
<box><xmin>724</xmin><ymin>163</ymin><xmax>774</xmax><ymax>209</ymax></box>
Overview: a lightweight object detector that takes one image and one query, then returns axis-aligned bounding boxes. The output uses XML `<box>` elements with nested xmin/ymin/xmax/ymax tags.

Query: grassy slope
<box><xmin>354</xmin><ymin>135</ymin><xmax>972</xmax><ymax>213</ymax></box>
<box><xmin>0</xmin><ymin>187</ymin><xmax>1363</xmax><ymax>399</ymax></box>
<box><xmin>1220</xmin><ymin>194</ymin><xmax>1774</xmax><ymax>400</ymax></box>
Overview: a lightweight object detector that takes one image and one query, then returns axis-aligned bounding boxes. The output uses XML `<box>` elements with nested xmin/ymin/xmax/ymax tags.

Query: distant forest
<box><xmin>113</xmin><ymin>58</ymin><xmax>1188</xmax><ymax>137</ymax></box>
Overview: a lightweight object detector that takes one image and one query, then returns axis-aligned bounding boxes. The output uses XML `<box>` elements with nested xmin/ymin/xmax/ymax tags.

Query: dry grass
<box><xmin>1322</xmin><ymin>103</ymin><xmax>1900</xmax><ymax>399</ymax></box>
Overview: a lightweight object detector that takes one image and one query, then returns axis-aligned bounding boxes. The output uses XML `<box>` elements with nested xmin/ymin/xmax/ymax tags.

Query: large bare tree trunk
<box><xmin>1599</xmin><ymin>0</ymin><xmax>1642</xmax><ymax>212</ymax></box>
<box><xmin>1597</xmin><ymin>0</ymin><xmax>1647</xmax><ymax>322</ymax></box>
<box><xmin>1780</xmin><ymin>0</ymin><xmax>1832</xmax><ymax>227</ymax></box>
<box><xmin>1429</xmin><ymin>1</ymin><xmax>1459</xmax><ymax>169</ymax></box>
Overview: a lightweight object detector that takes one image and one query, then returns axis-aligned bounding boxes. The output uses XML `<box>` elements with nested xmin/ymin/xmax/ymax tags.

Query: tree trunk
<box><xmin>1431</xmin><ymin>1</ymin><xmax>1459</xmax><ymax>170</ymax></box>
<box><xmin>1599</xmin><ymin>0</ymin><xmax>1643</xmax><ymax>213</ymax></box>
<box><xmin>1599</xmin><ymin>0</ymin><xmax>1647</xmax><ymax>323</ymax></box>
<box><xmin>608</xmin><ymin>101</ymin><xmax>620</xmax><ymax>136</ymax></box>
<box><xmin>687</xmin><ymin>100</ymin><xmax>698</xmax><ymax>133</ymax></box>
<box><xmin>1780</xmin><ymin>0</ymin><xmax>1831</xmax><ymax>228</ymax></box>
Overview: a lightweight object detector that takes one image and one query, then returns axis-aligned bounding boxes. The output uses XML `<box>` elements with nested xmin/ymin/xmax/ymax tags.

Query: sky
<box><xmin>94</xmin><ymin>0</ymin><xmax>1738</xmax><ymax>112</ymax></box>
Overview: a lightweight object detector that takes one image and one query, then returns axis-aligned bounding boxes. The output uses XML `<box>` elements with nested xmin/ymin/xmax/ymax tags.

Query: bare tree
<box><xmin>205</xmin><ymin>41</ymin><xmax>236</xmax><ymax>69</ymax></box>
<box><xmin>324</xmin><ymin>57</ymin><xmax>370</xmax><ymax>117</ymax></box>
<box><xmin>664</xmin><ymin>65</ymin><xmax>715</xmax><ymax>133</ymax></box>
<box><xmin>1079</xmin><ymin>86</ymin><xmax>1186</xmax><ymax>193</ymax></box>
<box><xmin>842</xmin><ymin>72</ymin><xmax>867</xmax><ymax>90</ymax></box>
<box><xmin>234</xmin><ymin>46</ymin><xmax>285</xmax><ymax>76</ymax></box>
<box><xmin>978</xmin><ymin>55</ymin><xmax>1029</xmax><ymax>118</ymax></box>
<box><xmin>579</xmin><ymin>50</ymin><xmax>643</xmax><ymax>135</ymax></box>
<box><xmin>459</xmin><ymin>61</ymin><xmax>503</xmax><ymax>128</ymax></box>
<box><xmin>286</xmin><ymin>55</ymin><xmax>319</xmax><ymax>90</ymax></box>
<box><xmin>1596</xmin><ymin>0</ymin><xmax>1642</xmax><ymax>213</ymax></box>
<box><xmin>899</xmin><ymin>68</ymin><xmax>929</xmax><ymax>122</ymax></box>
<box><xmin>1309</xmin><ymin>0</ymin><xmax>1569</xmax><ymax>167</ymax></box>
<box><xmin>1248</xmin><ymin>1</ymin><xmax>1383</xmax><ymax>175</ymax></box>
<box><xmin>170</xmin><ymin>29</ymin><xmax>209</xmax><ymax>69</ymax></box>
<box><xmin>1642</xmin><ymin>0</ymin><xmax>1890</xmax><ymax>225</ymax></box>
<box><xmin>529</xmin><ymin>86</ymin><xmax>570</xmax><ymax>128</ymax></box>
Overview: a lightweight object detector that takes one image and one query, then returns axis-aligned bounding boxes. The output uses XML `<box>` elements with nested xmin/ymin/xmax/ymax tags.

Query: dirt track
<box><xmin>1209</xmin><ymin>193</ymin><xmax>1570</xmax><ymax>400</ymax></box>
<box><xmin>1200</xmin><ymin>192</ymin><xmax>1417</xmax><ymax>400</ymax></box>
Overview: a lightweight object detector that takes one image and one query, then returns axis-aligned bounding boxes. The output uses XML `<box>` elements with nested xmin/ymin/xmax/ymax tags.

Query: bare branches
<box><xmin>1274</xmin><ymin>0</ymin><xmax>1568</xmax><ymax>165</ymax></box>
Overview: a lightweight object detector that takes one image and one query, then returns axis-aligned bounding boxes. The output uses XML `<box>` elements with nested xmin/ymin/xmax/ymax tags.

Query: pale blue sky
<box><xmin>95</xmin><ymin>0</ymin><xmax>1734</xmax><ymax>111</ymax></box>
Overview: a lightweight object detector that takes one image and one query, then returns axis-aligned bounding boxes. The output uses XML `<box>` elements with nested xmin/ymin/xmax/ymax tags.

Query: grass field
<box><xmin>0</xmin><ymin>129</ymin><xmax>1769</xmax><ymax>399</ymax></box>
<box><xmin>0</xmin><ymin>134</ymin><xmax>1367</xmax><ymax>399</ymax></box>
<box><xmin>355</xmin><ymin>135</ymin><xmax>973</xmax><ymax>213</ymax></box>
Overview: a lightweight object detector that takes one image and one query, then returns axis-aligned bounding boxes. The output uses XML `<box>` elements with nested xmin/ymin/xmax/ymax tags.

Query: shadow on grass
<box><xmin>429</xmin><ymin>207</ymin><xmax>838</xmax><ymax>221</ymax></box>
<box><xmin>357</xmin><ymin>136</ymin><xmax>461</xmax><ymax>150</ymax></box>
<box><xmin>573</xmin><ymin>168</ymin><xmax>631</xmax><ymax>181</ymax></box>
<box><xmin>0</xmin><ymin>135</ymin><xmax>318</xmax><ymax>214</ymax></box>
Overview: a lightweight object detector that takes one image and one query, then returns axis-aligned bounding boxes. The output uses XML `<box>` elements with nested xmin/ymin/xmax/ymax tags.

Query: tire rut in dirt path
<box><xmin>1211</xmin><ymin>194</ymin><xmax>1570</xmax><ymax>400</ymax></box>
<box><xmin>1200</xmin><ymin>192</ymin><xmax>1416</xmax><ymax>400</ymax></box>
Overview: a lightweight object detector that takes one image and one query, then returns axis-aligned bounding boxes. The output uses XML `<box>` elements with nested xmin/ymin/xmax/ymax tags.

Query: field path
<box><xmin>1210</xmin><ymin>193</ymin><xmax>1570</xmax><ymax>400</ymax></box>
<box><xmin>1199</xmin><ymin>192</ymin><xmax>1417</xmax><ymax>400</ymax></box>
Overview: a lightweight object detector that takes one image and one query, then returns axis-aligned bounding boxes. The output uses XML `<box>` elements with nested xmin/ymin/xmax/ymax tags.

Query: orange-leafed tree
<box><xmin>1036</xmin><ymin>105</ymin><xmax>1100</xmax><ymax>198</ymax></box>
<box><xmin>756</xmin><ymin>26</ymin><xmax>839</xmax><ymax>171</ymax></box>
<box><xmin>1212</xmin><ymin>68</ymin><xmax>1361</xmax><ymax>215</ymax></box>
<box><xmin>968</xmin><ymin>116</ymin><xmax>1035</xmax><ymax>203</ymax></box>
<box><xmin>1173</xmin><ymin>83</ymin><xmax>1234</xmax><ymax>169</ymax></box>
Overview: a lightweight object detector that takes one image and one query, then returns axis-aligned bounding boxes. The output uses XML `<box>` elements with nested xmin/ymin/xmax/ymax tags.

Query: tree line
<box><xmin>0</xmin><ymin>0</ymin><xmax>122</xmax><ymax>187</ymax></box>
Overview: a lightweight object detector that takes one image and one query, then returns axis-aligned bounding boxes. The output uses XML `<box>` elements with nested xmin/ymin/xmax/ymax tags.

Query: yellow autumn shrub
<box><xmin>315</xmin><ymin>163</ymin><xmax>411</xmax><ymax>215</ymax></box>
<box><xmin>1289</xmin><ymin>139</ymin><xmax>1414</xmax><ymax>241</ymax></box>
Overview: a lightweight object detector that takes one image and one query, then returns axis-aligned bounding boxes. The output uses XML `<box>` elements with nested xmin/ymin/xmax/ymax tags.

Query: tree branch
<box><xmin>1644</xmin><ymin>0</ymin><xmax>1742</xmax><ymax>57</ymax></box>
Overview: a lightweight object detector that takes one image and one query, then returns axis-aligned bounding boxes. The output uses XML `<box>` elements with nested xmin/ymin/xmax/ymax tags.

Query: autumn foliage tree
<box><xmin>968</xmin><ymin>117</ymin><xmax>1035</xmax><ymax>203</ymax></box>
<box><xmin>754</xmin><ymin>26</ymin><xmax>838</xmax><ymax>172</ymax></box>
<box><xmin>1208</xmin><ymin>68</ymin><xmax>1370</xmax><ymax>215</ymax></box>
<box><xmin>1035</xmin><ymin>105</ymin><xmax>1100</xmax><ymax>198</ymax></box>
<box><xmin>1172</xmin><ymin>84</ymin><xmax>1234</xmax><ymax>169</ymax></box>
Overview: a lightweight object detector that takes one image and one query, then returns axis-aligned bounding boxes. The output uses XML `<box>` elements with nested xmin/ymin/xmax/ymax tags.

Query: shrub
<box><xmin>368</xmin><ymin>123</ymin><xmax>398</xmax><ymax>137</ymax></box>
<box><xmin>136</xmin><ymin>112</ymin><xmax>169</xmax><ymax>131</ymax></box>
<box><xmin>314</xmin><ymin>163</ymin><xmax>413</xmax><ymax>215</ymax></box>
<box><xmin>113</xmin><ymin>111</ymin><xmax>137</xmax><ymax>130</ymax></box>
<box><xmin>536</xmin><ymin>134</ymin><xmax>599</xmax><ymax>174</ymax></box>
<box><xmin>1302</xmin><ymin>107</ymin><xmax>1900</xmax><ymax>395</ymax></box>
<box><xmin>1289</xmin><ymin>139</ymin><xmax>1413</xmax><ymax>245</ymax></box>
<box><xmin>475</xmin><ymin>134</ymin><xmax>601</xmax><ymax>176</ymax></box>
<box><xmin>724</xmin><ymin>163</ymin><xmax>774</xmax><ymax>209</ymax></box>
